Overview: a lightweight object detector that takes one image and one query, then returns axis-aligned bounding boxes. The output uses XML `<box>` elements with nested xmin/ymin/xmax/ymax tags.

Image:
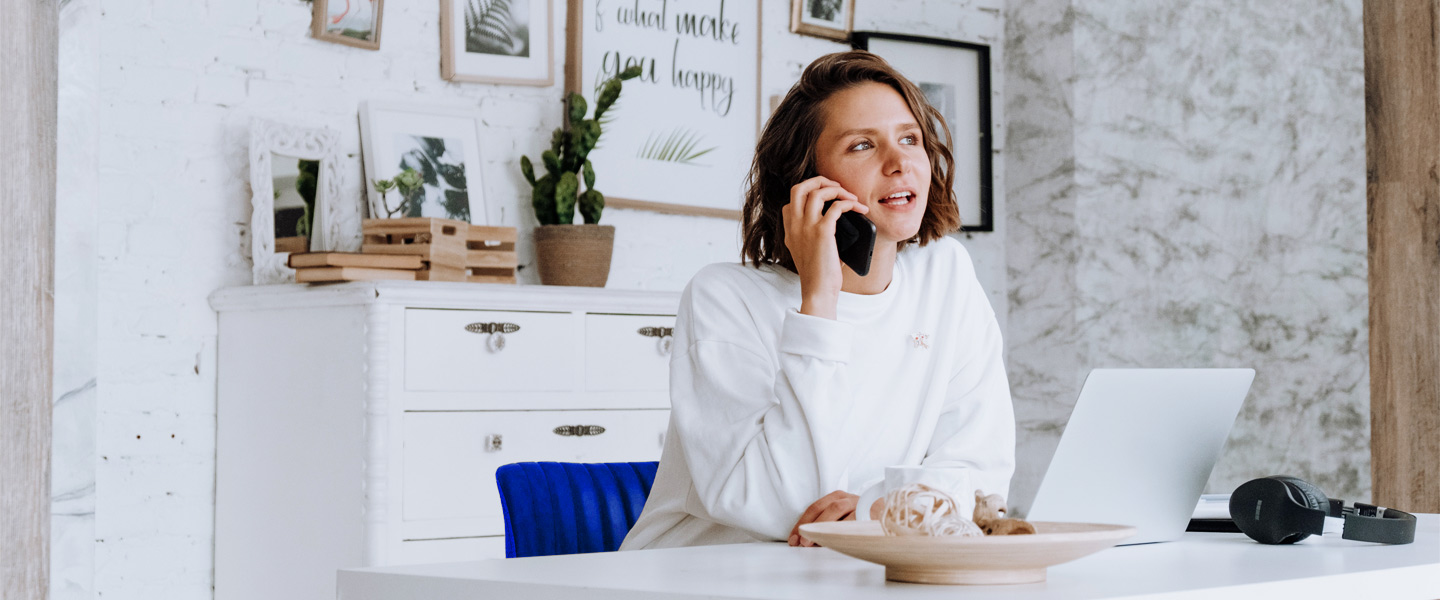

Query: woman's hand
<box><xmin>788</xmin><ymin>490</ymin><xmax>859</xmax><ymax>547</ymax></box>
<box><xmin>782</xmin><ymin>176</ymin><xmax>868</xmax><ymax>320</ymax></box>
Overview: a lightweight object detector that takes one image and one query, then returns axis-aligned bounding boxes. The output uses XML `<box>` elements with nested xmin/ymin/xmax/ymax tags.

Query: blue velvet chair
<box><xmin>495</xmin><ymin>461</ymin><xmax>660</xmax><ymax>558</ymax></box>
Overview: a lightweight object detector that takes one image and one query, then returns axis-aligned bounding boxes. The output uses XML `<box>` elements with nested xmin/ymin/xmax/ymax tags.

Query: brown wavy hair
<box><xmin>741</xmin><ymin>50</ymin><xmax>958</xmax><ymax>272</ymax></box>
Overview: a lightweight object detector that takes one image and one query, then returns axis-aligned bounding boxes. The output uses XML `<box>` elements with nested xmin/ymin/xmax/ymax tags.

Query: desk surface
<box><xmin>338</xmin><ymin>515</ymin><xmax>1440</xmax><ymax>600</ymax></box>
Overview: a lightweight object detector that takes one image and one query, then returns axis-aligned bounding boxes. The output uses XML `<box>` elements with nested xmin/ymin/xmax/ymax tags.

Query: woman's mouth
<box><xmin>878</xmin><ymin>190</ymin><xmax>916</xmax><ymax>207</ymax></box>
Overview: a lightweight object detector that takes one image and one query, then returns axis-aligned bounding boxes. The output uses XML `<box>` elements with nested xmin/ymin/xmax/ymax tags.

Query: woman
<box><xmin>620</xmin><ymin>50</ymin><xmax>1015</xmax><ymax>550</ymax></box>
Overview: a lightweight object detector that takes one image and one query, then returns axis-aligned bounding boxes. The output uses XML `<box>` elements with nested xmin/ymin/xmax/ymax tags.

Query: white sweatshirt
<box><xmin>619</xmin><ymin>237</ymin><xmax>1015</xmax><ymax>550</ymax></box>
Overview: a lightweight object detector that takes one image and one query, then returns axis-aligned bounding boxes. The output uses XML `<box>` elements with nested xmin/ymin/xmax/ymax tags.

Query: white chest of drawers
<box><xmin>209</xmin><ymin>282</ymin><xmax>679</xmax><ymax>600</ymax></box>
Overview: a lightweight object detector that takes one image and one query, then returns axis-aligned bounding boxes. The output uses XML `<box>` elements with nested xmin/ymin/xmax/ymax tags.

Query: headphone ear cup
<box><xmin>1231</xmin><ymin>476</ymin><xmax>1331</xmax><ymax>545</ymax></box>
<box><xmin>1231</xmin><ymin>478</ymin><xmax>1296</xmax><ymax>544</ymax></box>
<box><xmin>1271</xmin><ymin>476</ymin><xmax>1329</xmax><ymax>511</ymax></box>
<box><xmin>1268</xmin><ymin>476</ymin><xmax>1329</xmax><ymax>544</ymax></box>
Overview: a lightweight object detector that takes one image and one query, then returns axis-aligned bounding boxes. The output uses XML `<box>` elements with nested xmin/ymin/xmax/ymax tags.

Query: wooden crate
<box><xmin>465</xmin><ymin>226</ymin><xmax>518</xmax><ymax>284</ymax></box>
<box><xmin>362</xmin><ymin>218</ymin><xmax>468</xmax><ymax>282</ymax></box>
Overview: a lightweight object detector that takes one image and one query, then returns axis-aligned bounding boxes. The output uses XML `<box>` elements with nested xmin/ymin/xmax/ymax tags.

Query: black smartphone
<box><xmin>821</xmin><ymin>199</ymin><xmax>876</xmax><ymax>276</ymax></box>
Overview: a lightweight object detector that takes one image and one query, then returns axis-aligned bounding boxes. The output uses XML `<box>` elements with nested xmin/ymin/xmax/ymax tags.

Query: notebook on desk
<box><xmin>1020</xmin><ymin>368</ymin><xmax>1255</xmax><ymax>544</ymax></box>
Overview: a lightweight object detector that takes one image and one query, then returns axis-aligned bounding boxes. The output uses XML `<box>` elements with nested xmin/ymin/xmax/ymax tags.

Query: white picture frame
<box><xmin>358</xmin><ymin>101</ymin><xmax>490</xmax><ymax>225</ymax></box>
<box><xmin>565</xmin><ymin>0</ymin><xmax>760</xmax><ymax>220</ymax></box>
<box><xmin>441</xmin><ymin>0</ymin><xmax>553</xmax><ymax>85</ymax></box>
<box><xmin>248</xmin><ymin>119</ymin><xmax>345</xmax><ymax>285</ymax></box>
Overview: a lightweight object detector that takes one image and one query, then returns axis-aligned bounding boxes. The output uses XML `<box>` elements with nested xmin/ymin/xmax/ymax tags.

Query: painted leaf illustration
<box><xmin>442</xmin><ymin>189</ymin><xmax>471</xmax><ymax>222</ymax></box>
<box><xmin>398</xmin><ymin>136</ymin><xmax>470</xmax><ymax>221</ymax></box>
<box><xmin>636</xmin><ymin>128</ymin><xmax>717</xmax><ymax>165</ymax></box>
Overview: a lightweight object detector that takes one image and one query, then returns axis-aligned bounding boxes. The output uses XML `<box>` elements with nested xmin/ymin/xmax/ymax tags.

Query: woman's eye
<box><xmin>850</xmin><ymin>140</ymin><xmax>873</xmax><ymax>151</ymax></box>
<box><xmin>901</xmin><ymin>135</ymin><xmax>919</xmax><ymax>145</ymax></box>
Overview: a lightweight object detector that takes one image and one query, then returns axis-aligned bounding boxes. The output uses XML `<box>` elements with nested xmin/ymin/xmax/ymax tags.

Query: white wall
<box><xmin>53</xmin><ymin>2</ymin><xmax>101</xmax><ymax>598</ymax></box>
<box><xmin>55</xmin><ymin>0</ymin><xmax>1006</xmax><ymax>598</ymax></box>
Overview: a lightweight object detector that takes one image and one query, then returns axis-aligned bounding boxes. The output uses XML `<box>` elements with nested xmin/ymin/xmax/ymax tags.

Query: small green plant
<box><xmin>295</xmin><ymin>159</ymin><xmax>319</xmax><ymax>236</ymax></box>
<box><xmin>520</xmin><ymin>65</ymin><xmax>642</xmax><ymax>225</ymax></box>
<box><xmin>372</xmin><ymin>168</ymin><xmax>424</xmax><ymax>218</ymax></box>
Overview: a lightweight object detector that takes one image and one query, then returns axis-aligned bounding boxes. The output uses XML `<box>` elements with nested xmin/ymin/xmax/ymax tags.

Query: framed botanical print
<box><xmin>853</xmin><ymin>32</ymin><xmax>994</xmax><ymax>232</ymax></box>
<box><xmin>359</xmin><ymin>101</ymin><xmax>490</xmax><ymax>225</ymax></box>
<box><xmin>312</xmin><ymin>0</ymin><xmax>384</xmax><ymax>50</ymax></box>
<box><xmin>790</xmin><ymin>0</ymin><xmax>855</xmax><ymax>42</ymax></box>
<box><xmin>441</xmin><ymin>0</ymin><xmax>554</xmax><ymax>85</ymax></box>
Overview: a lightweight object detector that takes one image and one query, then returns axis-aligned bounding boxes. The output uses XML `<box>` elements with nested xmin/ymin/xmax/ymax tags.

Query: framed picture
<box><xmin>790</xmin><ymin>0</ymin><xmax>855</xmax><ymax>42</ymax></box>
<box><xmin>249</xmin><ymin>119</ymin><xmax>345</xmax><ymax>284</ymax></box>
<box><xmin>359</xmin><ymin>101</ymin><xmax>489</xmax><ymax>225</ymax></box>
<box><xmin>853</xmin><ymin>32</ymin><xmax>993</xmax><ymax>232</ymax></box>
<box><xmin>565</xmin><ymin>0</ymin><xmax>761</xmax><ymax>219</ymax></box>
<box><xmin>441</xmin><ymin>0</ymin><xmax>553</xmax><ymax>85</ymax></box>
<box><xmin>312</xmin><ymin>0</ymin><xmax>384</xmax><ymax>51</ymax></box>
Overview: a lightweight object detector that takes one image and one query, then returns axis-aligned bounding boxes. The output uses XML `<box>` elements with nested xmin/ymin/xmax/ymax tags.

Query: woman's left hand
<box><xmin>788</xmin><ymin>490</ymin><xmax>858</xmax><ymax>547</ymax></box>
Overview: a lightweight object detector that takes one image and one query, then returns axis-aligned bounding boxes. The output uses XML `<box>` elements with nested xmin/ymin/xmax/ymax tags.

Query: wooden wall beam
<box><xmin>0</xmin><ymin>0</ymin><xmax>57</xmax><ymax>598</ymax></box>
<box><xmin>1364</xmin><ymin>0</ymin><xmax>1440</xmax><ymax>513</ymax></box>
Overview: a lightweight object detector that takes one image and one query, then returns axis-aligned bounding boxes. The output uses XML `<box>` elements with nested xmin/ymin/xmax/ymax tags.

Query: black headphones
<box><xmin>1229</xmin><ymin>475</ymin><xmax>1417</xmax><ymax>545</ymax></box>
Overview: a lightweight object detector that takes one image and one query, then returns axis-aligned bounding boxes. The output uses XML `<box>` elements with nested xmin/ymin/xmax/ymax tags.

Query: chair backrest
<box><xmin>495</xmin><ymin>461</ymin><xmax>660</xmax><ymax>558</ymax></box>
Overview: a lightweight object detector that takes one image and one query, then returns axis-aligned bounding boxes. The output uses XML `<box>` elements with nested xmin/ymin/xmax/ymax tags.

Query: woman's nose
<box><xmin>881</xmin><ymin>143</ymin><xmax>911</xmax><ymax>175</ymax></box>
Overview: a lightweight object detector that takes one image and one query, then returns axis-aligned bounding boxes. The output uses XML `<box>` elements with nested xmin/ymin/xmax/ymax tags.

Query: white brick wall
<box><xmin>60</xmin><ymin>1</ymin><xmax>1006</xmax><ymax>597</ymax></box>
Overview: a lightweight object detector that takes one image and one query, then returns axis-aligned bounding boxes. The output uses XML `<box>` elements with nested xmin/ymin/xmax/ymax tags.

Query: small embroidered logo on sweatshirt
<box><xmin>911</xmin><ymin>332</ymin><xmax>929</xmax><ymax>349</ymax></box>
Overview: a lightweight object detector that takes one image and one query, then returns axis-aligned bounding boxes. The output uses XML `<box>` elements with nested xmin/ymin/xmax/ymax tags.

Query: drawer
<box><xmin>584</xmin><ymin>313</ymin><xmax>676</xmax><ymax>392</ymax></box>
<box><xmin>401</xmin><ymin>409</ymin><xmax>670</xmax><ymax>538</ymax></box>
<box><xmin>404</xmin><ymin>309</ymin><xmax>577</xmax><ymax>393</ymax></box>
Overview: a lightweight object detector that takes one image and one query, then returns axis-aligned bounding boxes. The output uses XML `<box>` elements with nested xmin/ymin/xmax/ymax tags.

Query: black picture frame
<box><xmin>852</xmin><ymin>32</ymin><xmax>994</xmax><ymax>233</ymax></box>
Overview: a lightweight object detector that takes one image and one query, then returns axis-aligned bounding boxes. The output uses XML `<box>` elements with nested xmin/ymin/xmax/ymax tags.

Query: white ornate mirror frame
<box><xmin>249</xmin><ymin>118</ymin><xmax>344</xmax><ymax>284</ymax></box>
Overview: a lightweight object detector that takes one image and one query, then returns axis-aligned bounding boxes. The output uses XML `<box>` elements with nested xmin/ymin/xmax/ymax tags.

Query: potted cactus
<box><xmin>520</xmin><ymin>65</ymin><xmax>641</xmax><ymax>286</ymax></box>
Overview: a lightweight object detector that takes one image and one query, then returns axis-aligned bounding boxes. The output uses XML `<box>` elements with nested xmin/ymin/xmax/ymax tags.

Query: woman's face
<box><xmin>813</xmin><ymin>81</ymin><xmax>931</xmax><ymax>245</ymax></box>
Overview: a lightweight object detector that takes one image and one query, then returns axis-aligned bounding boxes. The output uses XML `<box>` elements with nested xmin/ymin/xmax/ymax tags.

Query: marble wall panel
<box><xmin>1006</xmin><ymin>0</ymin><xmax>1367</xmax><ymax>509</ymax></box>
<box><xmin>1003</xmin><ymin>0</ymin><xmax>1081</xmax><ymax>511</ymax></box>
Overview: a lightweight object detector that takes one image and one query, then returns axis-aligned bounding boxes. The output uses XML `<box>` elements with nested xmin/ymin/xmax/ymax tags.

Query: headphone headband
<box><xmin>1338</xmin><ymin>502</ymin><xmax>1417</xmax><ymax>544</ymax></box>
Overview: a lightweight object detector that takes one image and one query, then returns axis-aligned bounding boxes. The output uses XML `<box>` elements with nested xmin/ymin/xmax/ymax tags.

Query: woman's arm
<box><xmin>921</xmin><ymin>252</ymin><xmax>1016</xmax><ymax>500</ymax></box>
<box><xmin>667</xmin><ymin>275</ymin><xmax>861</xmax><ymax>541</ymax></box>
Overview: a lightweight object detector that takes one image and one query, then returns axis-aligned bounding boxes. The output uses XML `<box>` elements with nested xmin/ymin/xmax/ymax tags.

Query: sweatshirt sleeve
<box><xmin>921</xmin><ymin>250</ymin><xmax>1017</xmax><ymax>502</ymax></box>
<box><xmin>667</xmin><ymin>271</ymin><xmax>859</xmax><ymax>541</ymax></box>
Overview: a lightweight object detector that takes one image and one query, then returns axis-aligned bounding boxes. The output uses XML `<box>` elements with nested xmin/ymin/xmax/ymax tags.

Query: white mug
<box><xmin>856</xmin><ymin>465</ymin><xmax>975</xmax><ymax>522</ymax></box>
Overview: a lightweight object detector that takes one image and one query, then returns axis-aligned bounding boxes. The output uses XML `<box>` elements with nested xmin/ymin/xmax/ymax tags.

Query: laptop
<box><xmin>1021</xmin><ymin>368</ymin><xmax>1255</xmax><ymax>544</ymax></box>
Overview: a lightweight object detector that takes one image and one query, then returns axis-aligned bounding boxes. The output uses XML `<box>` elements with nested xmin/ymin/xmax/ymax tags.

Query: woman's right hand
<box><xmin>783</xmin><ymin>176</ymin><xmax>868</xmax><ymax>320</ymax></box>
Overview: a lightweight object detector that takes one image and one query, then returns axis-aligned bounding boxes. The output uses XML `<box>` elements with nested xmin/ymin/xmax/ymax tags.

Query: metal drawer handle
<box><xmin>637</xmin><ymin>326</ymin><xmax>674</xmax><ymax>355</ymax></box>
<box><xmin>466</xmin><ymin>322</ymin><xmax>520</xmax><ymax>352</ymax></box>
<box><xmin>553</xmin><ymin>425</ymin><xmax>606</xmax><ymax>437</ymax></box>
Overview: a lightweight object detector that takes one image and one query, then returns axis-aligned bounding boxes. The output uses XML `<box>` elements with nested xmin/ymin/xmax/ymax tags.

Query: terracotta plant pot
<box><xmin>533</xmin><ymin>224</ymin><xmax>615</xmax><ymax>287</ymax></box>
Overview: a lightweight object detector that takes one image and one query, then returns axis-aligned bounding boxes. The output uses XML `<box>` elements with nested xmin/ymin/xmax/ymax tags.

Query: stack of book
<box><xmin>287</xmin><ymin>252</ymin><xmax>424</xmax><ymax>283</ymax></box>
<box><xmin>288</xmin><ymin>217</ymin><xmax>520</xmax><ymax>284</ymax></box>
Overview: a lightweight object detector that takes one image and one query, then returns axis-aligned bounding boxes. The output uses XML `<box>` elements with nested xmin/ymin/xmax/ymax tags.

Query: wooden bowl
<box><xmin>798</xmin><ymin>521</ymin><xmax>1136</xmax><ymax>585</ymax></box>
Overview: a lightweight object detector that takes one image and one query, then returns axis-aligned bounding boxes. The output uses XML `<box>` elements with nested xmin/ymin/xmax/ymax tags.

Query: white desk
<box><xmin>337</xmin><ymin>514</ymin><xmax>1440</xmax><ymax>599</ymax></box>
